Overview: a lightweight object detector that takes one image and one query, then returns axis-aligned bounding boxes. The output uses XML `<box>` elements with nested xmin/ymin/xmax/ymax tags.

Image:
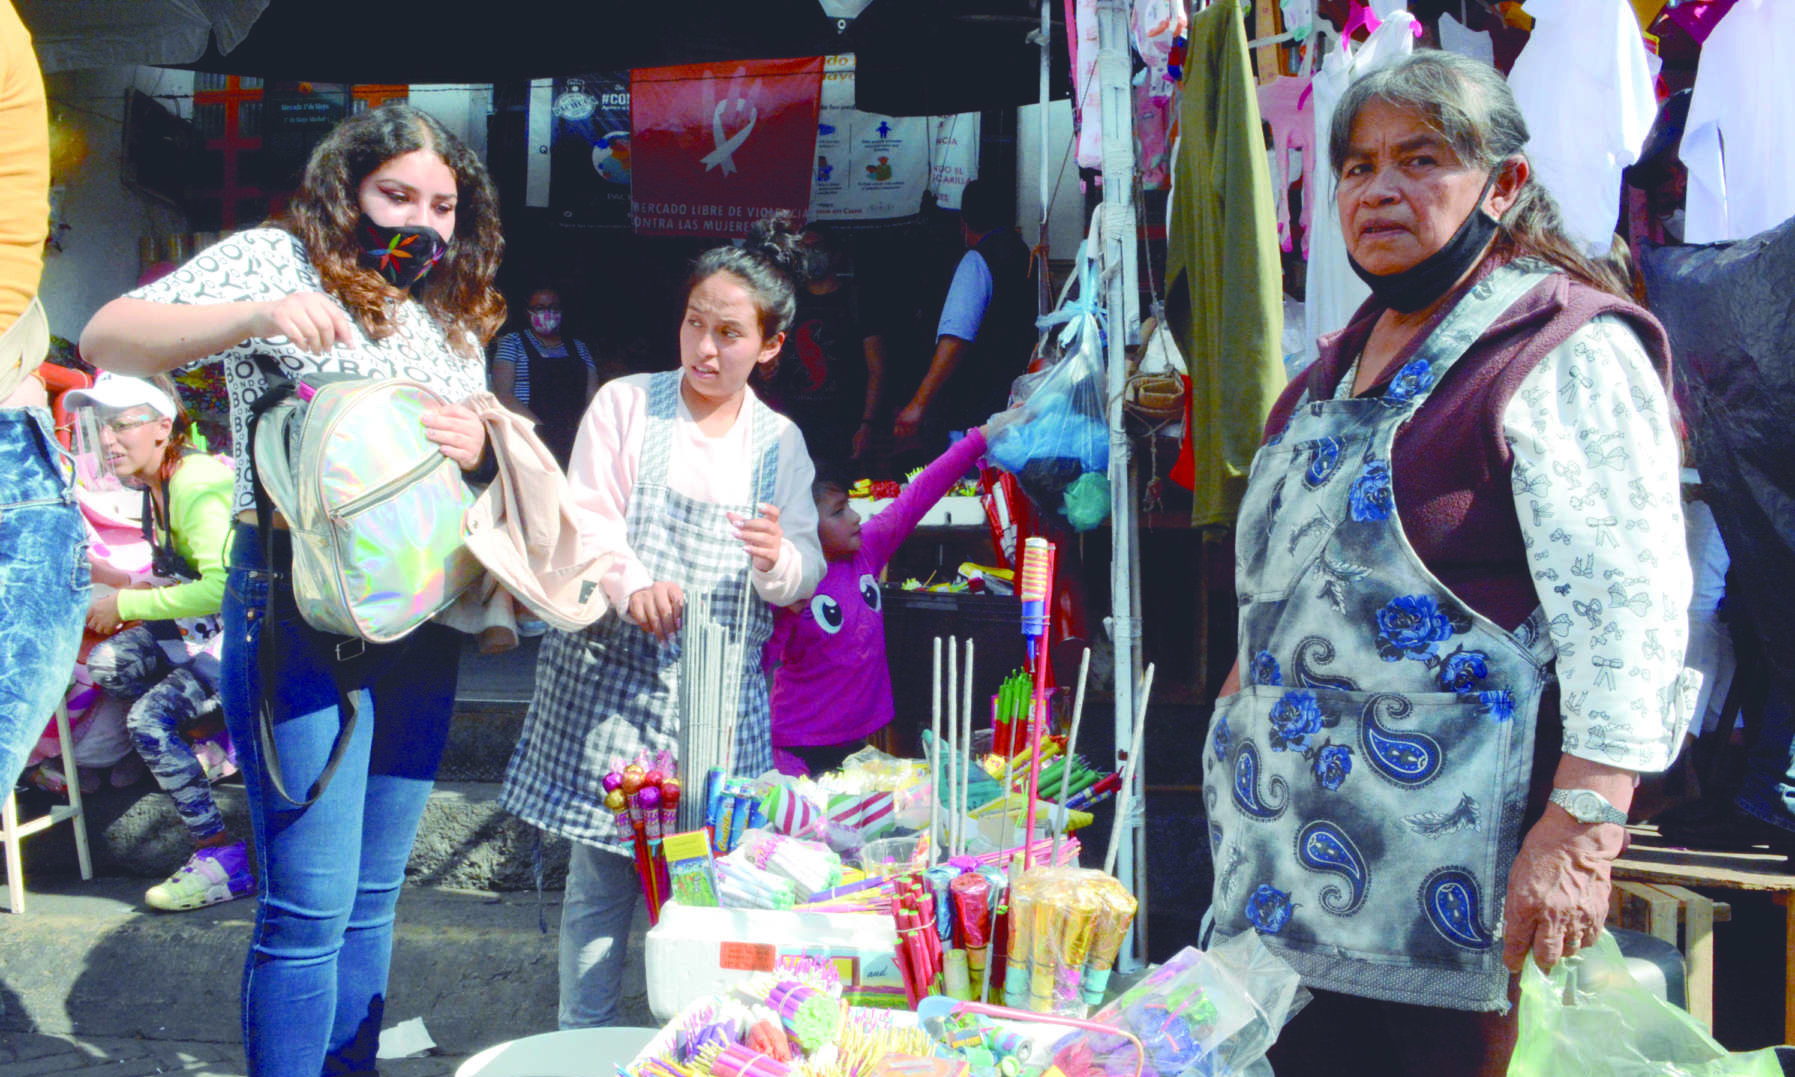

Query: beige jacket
<box><xmin>453</xmin><ymin>391</ymin><xmax>613</xmax><ymax>636</ymax></box>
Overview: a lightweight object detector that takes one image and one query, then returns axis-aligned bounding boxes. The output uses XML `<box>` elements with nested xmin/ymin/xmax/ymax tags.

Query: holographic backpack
<box><xmin>251</xmin><ymin>369</ymin><xmax>480</xmax><ymax>643</ymax></box>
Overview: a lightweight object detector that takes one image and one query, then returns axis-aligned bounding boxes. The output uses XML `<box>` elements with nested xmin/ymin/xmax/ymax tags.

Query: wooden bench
<box><xmin>1608</xmin><ymin>878</ymin><xmax>1730</xmax><ymax>1027</ymax></box>
<box><xmin>1612</xmin><ymin>826</ymin><xmax>1795</xmax><ymax>1039</ymax></box>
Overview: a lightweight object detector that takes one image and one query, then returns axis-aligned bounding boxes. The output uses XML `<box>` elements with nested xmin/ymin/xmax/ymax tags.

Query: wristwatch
<box><xmin>1548</xmin><ymin>787</ymin><xmax>1628</xmax><ymax>825</ymax></box>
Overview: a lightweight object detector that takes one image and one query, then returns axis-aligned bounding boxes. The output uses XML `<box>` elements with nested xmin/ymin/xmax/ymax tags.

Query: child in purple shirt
<box><xmin>767</xmin><ymin>421</ymin><xmax>999</xmax><ymax>776</ymax></box>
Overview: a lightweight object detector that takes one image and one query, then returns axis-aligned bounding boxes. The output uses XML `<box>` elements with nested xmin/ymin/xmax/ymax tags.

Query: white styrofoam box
<box><xmin>644</xmin><ymin>901</ymin><xmax>906</xmax><ymax>1021</ymax></box>
<box><xmin>850</xmin><ymin>495</ymin><xmax>986</xmax><ymax>527</ymax></box>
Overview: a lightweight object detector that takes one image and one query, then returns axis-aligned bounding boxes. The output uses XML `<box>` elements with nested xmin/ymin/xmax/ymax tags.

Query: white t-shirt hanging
<box><xmin>1683</xmin><ymin>0</ymin><xmax>1795</xmax><ymax>244</ymax></box>
<box><xmin>1437</xmin><ymin>11</ymin><xmax>1494</xmax><ymax>66</ymax></box>
<box><xmin>1509</xmin><ymin>0</ymin><xmax>1656</xmax><ymax>258</ymax></box>
<box><xmin>1301</xmin><ymin>11</ymin><xmax>1418</xmax><ymax>365</ymax></box>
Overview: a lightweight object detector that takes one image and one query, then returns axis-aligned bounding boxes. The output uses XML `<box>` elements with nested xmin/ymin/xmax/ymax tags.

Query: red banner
<box><xmin>630</xmin><ymin>57</ymin><xmax>825</xmax><ymax>238</ymax></box>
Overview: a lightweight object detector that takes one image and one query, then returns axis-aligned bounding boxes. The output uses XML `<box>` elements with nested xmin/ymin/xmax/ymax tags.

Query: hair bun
<box><xmin>744</xmin><ymin>211</ymin><xmax>809</xmax><ymax>286</ymax></box>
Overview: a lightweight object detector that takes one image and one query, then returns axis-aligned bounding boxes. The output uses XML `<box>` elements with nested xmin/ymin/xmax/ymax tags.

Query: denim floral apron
<box><xmin>1203</xmin><ymin>262</ymin><xmax>1556</xmax><ymax>1012</ymax></box>
<box><xmin>503</xmin><ymin>371</ymin><xmax>779</xmax><ymax>849</ymax></box>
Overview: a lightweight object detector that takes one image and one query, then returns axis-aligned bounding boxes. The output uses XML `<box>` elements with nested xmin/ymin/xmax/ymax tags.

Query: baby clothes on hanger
<box><xmin>1301</xmin><ymin>9</ymin><xmax>1418</xmax><ymax>364</ymax></box>
<box><xmin>1683</xmin><ymin>0</ymin><xmax>1795</xmax><ymax>243</ymax></box>
<box><xmin>1509</xmin><ymin>0</ymin><xmax>1658</xmax><ymax>256</ymax></box>
<box><xmin>1257</xmin><ymin>74</ymin><xmax>1315</xmax><ymax>254</ymax></box>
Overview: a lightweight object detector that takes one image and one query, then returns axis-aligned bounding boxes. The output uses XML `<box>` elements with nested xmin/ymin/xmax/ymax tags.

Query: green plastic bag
<box><xmin>1509</xmin><ymin>933</ymin><xmax>1781</xmax><ymax>1077</ymax></box>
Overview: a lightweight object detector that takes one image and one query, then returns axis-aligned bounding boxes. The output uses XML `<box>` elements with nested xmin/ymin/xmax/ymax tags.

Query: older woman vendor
<box><xmin>1203</xmin><ymin>52</ymin><xmax>1694</xmax><ymax>1077</ymax></box>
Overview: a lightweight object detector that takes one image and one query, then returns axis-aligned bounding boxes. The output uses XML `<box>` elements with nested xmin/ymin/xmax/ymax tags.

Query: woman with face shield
<box><xmin>67</xmin><ymin>372</ymin><xmax>247</xmax><ymax>913</ymax></box>
<box><xmin>1202</xmin><ymin>51</ymin><xmax>1695</xmax><ymax>1076</ymax></box>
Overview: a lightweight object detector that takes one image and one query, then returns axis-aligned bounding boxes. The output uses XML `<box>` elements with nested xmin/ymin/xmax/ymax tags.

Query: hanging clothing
<box><xmin>1301</xmin><ymin>10</ymin><xmax>1418</xmax><ymax>367</ymax></box>
<box><xmin>1164</xmin><ymin>0</ymin><xmax>1285</xmax><ymax>528</ymax></box>
<box><xmin>1257</xmin><ymin>75</ymin><xmax>1316</xmax><ymax>256</ymax></box>
<box><xmin>1509</xmin><ymin>0</ymin><xmax>1657</xmax><ymax>257</ymax></box>
<box><xmin>1682</xmin><ymin>0</ymin><xmax>1795</xmax><ymax>244</ymax></box>
<box><xmin>1438</xmin><ymin>10</ymin><xmax>1495</xmax><ymax>66</ymax></box>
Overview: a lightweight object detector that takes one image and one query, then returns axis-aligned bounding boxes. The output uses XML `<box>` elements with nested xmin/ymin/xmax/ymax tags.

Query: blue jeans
<box><xmin>0</xmin><ymin>407</ymin><xmax>88</xmax><ymax>790</ymax></box>
<box><xmin>1736</xmin><ymin>692</ymin><xmax>1795</xmax><ymax>835</ymax></box>
<box><xmin>559</xmin><ymin>842</ymin><xmax>641</xmax><ymax>1029</ymax></box>
<box><xmin>220</xmin><ymin>523</ymin><xmax>456</xmax><ymax>1077</ymax></box>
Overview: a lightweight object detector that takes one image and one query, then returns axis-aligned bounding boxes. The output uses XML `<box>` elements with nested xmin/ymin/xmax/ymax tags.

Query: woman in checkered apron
<box><xmin>503</xmin><ymin>216</ymin><xmax>826</xmax><ymax>1029</ymax></box>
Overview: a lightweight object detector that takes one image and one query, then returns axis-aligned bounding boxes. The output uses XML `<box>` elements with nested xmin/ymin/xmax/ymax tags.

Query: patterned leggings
<box><xmin>86</xmin><ymin>625</ymin><xmax>224</xmax><ymax>840</ymax></box>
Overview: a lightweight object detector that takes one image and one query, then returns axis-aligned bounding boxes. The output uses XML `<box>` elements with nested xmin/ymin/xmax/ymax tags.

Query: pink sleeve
<box><xmin>566</xmin><ymin>379</ymin><xmax>654</xmax><ymax>610</ymax></box>
<box><xmin>859</xmin><ymin>427</ymin><xmax>987</xmax><ymax>570</ymax></box>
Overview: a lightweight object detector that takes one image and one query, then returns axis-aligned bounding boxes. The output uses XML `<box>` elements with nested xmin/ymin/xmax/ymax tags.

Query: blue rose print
<box><xmin>1212</xmin><ymin>716</ymin><xmax>1232</xmax><ymax>763</ymax></box>
<box><xmin>1268</xmin><ymin>690</ymin><xmax>1325</xmax><ymax>752</ymax></box>
<box><xmin>1478</xmin><ymin>690</ymin><xmax>1516</xmax><ymax>722</ymax></box>
<box><xmin>1251</xmin><ymin>650</ymin><xmax>1282</xmax><ymax>687</ymax></box>
<box><xmin>1312</xmin><ymin>743</ymin><xmax>1353</xmax><ymax>790</ymax></box>
<box><xmin>1375</xmin><ymin>594</ymin><xmax>1462</xmax><ymax>662</ymax></box>
<box><xmin>1348</xmin><ymin>461</ymin><xmax>1393</xmax><ymax>521</ymax></box>
<box><xmin>1303</xmin><ymin>437</ymin><xmax>1344</xmax><ymax>488</ymax></box>
<box><xmin>1245</xmin><ymin>883</ymin><xmax>1294</xmax><ymax>934</ymax></box>
<box><xmin>1437</xmin><ymin>649</ymin><xmax>1490</xmax><ymax>695</ymax></box>
<box><xmin>1384</xmin><ymin>360</ymin><xmax>1437</xmax><ymax>404</ymax></box>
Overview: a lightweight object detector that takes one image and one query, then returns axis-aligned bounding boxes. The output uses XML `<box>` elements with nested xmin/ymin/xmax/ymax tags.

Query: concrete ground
<box><xmin>0</xmin><ymin>876</ymin><xmax>652</xmax><ymax>1075</ymax></box>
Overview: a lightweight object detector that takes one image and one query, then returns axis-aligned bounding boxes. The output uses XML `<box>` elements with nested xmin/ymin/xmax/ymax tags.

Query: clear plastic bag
<box><xmin>1510</xmin><ymin>933</ymin><xmax>1781</xmax><ymax>1077</ymax></box>
<box><xmin>986</xmin><ymin>305</ymin><xmax>1111</xmax><ymax>532</ymax></box>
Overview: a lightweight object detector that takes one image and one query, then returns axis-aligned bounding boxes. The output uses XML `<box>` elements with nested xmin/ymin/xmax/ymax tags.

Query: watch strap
<box><xmin>1548</xmin><ymin>787</ymin><xmax>1628</xmax><ymax>825</ymax></box>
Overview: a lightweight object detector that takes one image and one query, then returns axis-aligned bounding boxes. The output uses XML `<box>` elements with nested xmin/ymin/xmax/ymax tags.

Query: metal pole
<box><xmin>1095</xmin><ymin>0</ymin><xmax>1144</xmax><ymax>972</ymax></box>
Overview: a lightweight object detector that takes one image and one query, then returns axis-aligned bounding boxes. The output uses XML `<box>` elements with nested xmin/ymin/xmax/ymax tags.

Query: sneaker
<box><xmin>145</xmin><ymin>842</ymin><xmax>256</xmax><ymax>912</ymax></box>
<box><xmin>516</xmin><ymin>617</ymin><xmax>550</xmax><ymax>638</ymax></box>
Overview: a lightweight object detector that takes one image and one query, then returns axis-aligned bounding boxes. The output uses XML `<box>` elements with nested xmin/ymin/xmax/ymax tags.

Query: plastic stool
<box><xmin>1</xmin><ymin>698</ymin><xmax>94</xmax><ymax>913</ymax></box>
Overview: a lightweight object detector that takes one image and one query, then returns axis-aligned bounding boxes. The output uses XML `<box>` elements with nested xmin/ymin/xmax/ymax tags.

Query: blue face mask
<box><xmin>1348</xmin><ymin>173</ymin><xmax>1501</xmax><ymax>313</ymax></box>
<box><xmin>355</xmin><ymin>215</ymin><xmax>447</xmax><ymax>289</ymax></box>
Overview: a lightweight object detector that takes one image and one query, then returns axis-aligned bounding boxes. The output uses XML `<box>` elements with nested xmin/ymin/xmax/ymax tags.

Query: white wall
<box><xmin>1016</xmin><ymin>99</ymin><xmax>1083</xmax><ymax>260</ymax></box>
<box><xmin>38</xmin><ymin>66</ymin><xmax>192</xmax><ymax>342</ymax></box>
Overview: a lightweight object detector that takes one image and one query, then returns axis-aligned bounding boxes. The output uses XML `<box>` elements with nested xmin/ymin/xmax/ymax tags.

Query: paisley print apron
<box><xmin>503</xmin><ymin>371</ymin><xmax>780</xmax><ymax>849</ymax></box>
<box><xmin>1204</xmin><ymin>262</ymin><xmax>1556</xmax><ymax>1011</ymax></box>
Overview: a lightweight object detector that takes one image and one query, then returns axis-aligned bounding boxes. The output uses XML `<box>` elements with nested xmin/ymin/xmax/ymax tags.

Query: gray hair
<box><xmin>1327</xmin><ymin>50</ymin><xmax>1626</xmax><ymax>296</ymax></box>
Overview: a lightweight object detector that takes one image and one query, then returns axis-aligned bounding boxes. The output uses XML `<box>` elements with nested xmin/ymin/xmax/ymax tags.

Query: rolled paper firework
<box><xmin>728</xmin><ymin>788</ymin><xmax>754</xmax><ymax>852</ymax></box>
<box><xmin>662</xmin><ymin>779</ymin><xmax>682</xmax><ymax>836</ymax></box>
<box><xmin>715</xmin><ymin>788</ymin><xmax>740</xmax><ymax>853</ymax></box>
<box><xmin>949</xmin><ymin>873</ymin><xmax>992</xmax><ymax>987</ymax></box>
<box><xmin>640</xmin><ymin>786</ymin><xmax>664</xmax><ymax>841</ymax></box>
<box><xmin>711</xmin><ymin>1043</ymin><xmax>791</xmax><ymax>1077</ymax></box>
<box><xmin>923</xmin><ymin>867</ymin><xmax>959</xmax><ymax>946</ymax></box>
<box><xmin>605</xmin><ymin>788</ymin><xmax>631</xmax><ymax>839</ymax></box>
<box><xmin>1055</xmin><ymin>890</ymin><xmax>1100</xmax><ymax>1012</ymax></box>
<box><xmin>766</xmin><ymin>979</ymin><xmax>840</xmax><ymax>1052</ymax></box>
<box><xmin>1080</xmin><ymin>884</ymin><xmax>1139</xmax><ymax>1006</ymax></box>
<box><xmin>1027</xmin><ymin>892</ymin><xmax>1057</xmax><ymax>1012</ymax></box>
<box><xmin>944</xmin><ymin>949</ymin><xmax>973</xmax><ymax>1001</ymax></box>
<box><xmin>1002</xmin><ymin>887</ymin><xmax>1033</xmax><ymax>1009</ymax></box>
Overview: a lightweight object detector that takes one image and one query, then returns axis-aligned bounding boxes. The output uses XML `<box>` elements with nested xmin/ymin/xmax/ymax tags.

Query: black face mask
<box><xmin>355</xmin><ymin>215</ymin><xmax>447</xmax><ymax>289</ymax></box>
<box><xmin>1347</xmin><ymin>174</ymin><xmax>1501</xmax><ymax>313</ymax></box>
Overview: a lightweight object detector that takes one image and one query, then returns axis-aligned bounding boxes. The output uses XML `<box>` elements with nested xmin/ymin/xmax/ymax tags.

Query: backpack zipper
<box><xmin>330</xmin><ymin>450</ymin><xmax>447</xmax><ymax>521</ymax></box>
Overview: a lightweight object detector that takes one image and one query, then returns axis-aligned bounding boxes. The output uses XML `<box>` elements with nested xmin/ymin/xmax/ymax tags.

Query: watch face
<box><xmin>1569</xmin><ymin>791</ymin><xmax>1601</xmax><ymax>820</ymax></box>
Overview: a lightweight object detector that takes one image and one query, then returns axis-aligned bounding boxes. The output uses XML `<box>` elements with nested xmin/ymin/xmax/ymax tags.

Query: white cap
<box><xmin>64</xmin><ymin>372</ymin><xmax>177</xmax><ymax>418</ymax></box>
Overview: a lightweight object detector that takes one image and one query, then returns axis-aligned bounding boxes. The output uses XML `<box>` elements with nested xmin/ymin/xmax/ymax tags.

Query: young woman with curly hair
<box><xmin>82</xmin><ymin>103</ymin><xmax>505</xmax><ymax>1076</ymax></box>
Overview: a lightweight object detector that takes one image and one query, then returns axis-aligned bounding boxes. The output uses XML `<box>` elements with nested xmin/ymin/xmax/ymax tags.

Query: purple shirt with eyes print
<box><xmin>766</xmin><ymin>428</ymin><xmax>988</xmax><ymax>760</ymax></box>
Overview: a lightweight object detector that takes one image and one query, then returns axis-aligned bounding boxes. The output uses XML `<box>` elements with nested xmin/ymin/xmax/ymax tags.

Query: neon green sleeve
<box><xmin>116</xmin><ymin>455</ymin><xmax>234</xmax><ymax>623</ymax></box>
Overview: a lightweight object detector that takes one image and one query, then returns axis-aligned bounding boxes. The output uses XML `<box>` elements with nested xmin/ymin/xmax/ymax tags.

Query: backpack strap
<box><xmin>244</xmin><ymin>352</ymin><xmax>367</xmax><ymax>809</ymax></box>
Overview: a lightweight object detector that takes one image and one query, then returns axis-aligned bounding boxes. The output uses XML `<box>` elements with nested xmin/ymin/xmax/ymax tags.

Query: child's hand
<box><xmin>728</xmin><ymin>503</ymin><xmax>784</xmax><ymax>573</ymax></box>
<box><xmin>628</xmin><ymin>581</ymin><xmax>685</xmax><ymax>642</ymax></box>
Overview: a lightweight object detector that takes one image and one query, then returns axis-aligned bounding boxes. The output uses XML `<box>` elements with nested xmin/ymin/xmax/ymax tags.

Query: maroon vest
<box><xmin>1264</xmin><ymin>260</ymin><xmax>1675</xmax><ymax>632</ymax></box>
